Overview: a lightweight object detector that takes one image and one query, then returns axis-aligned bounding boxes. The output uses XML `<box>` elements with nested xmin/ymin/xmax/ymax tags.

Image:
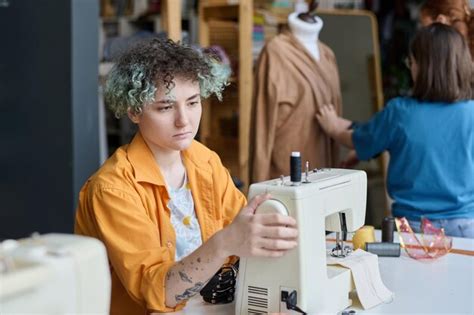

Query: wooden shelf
<box><xmin>100</xmin><ymin>0</ymin><xmax>181</xmax><ymax>41</ymax></box>
<box><xmin>199</xmin><ymin>0</ymin><xmax>253</xmax><ymax>191</ymax></box>
<box><xmin>100</xmin><ymin>14</ymin><xmax>160</xmax><ymax>23</ymax></box>
<box><xmin>160</xmin><ymin>0</ymin><xmax>182</xmax><ymax>41</ymax></box>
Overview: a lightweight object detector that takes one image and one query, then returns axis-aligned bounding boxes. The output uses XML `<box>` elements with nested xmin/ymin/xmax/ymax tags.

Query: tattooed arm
<box><xmin>164</xmin><ymin>233</ymin><xmax>228</xmax><ymax>307</ymax></box>
<box><xmin>165</xmin><ymin>194</ymin><xmax>298</xmax><ymax>308</ymax></box>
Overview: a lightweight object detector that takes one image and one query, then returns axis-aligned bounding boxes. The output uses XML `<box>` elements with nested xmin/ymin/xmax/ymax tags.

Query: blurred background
<box><xmin>1</xmin><ymin>0</ymin><xmax>471</xmax><ymax>239</ymax></box>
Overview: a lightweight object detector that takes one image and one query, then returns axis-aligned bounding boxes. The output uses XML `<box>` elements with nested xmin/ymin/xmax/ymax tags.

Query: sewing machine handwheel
<box><xmin>255</xmin><ymin>199</ymin><xmax>289</xmax><ymax>216</ymax></box>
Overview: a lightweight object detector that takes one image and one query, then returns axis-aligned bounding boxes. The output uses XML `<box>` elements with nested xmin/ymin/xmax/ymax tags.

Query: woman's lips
<box><xmin>173</xmin><ymin>132</ymin><xmax>192</xmax><ymax>139</ymax></box>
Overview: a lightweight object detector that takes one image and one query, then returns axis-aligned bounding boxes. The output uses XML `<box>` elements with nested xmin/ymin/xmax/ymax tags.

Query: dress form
<box><xmin>287</xmin><ymin>12</ymin><xmax>324</xmax><ymax>61</ymax></box>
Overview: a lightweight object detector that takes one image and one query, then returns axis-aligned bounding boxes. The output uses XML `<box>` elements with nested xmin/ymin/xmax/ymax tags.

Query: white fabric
<box><xmin>168</xmin><ymin>173</ymin><xmax>202</xmax><ymax>261</ymax></box>
<box><xmin>327</xmin><ymin>249</ymin><xmax>394</xmax><ymax>309</ymax></box>
<box><xmin>287</xmin><ymin>12</ymin><xmax>323</xmax><ymax>61</ymax></box>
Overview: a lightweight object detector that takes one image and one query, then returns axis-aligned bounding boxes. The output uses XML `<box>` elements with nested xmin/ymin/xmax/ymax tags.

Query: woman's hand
<box><xmin>217</xmin><ymin>193</ymin><xmax>298</xmax><ymax>258</ymax></box>
<box><xmin>316</xmin><ymin>104</ymin><xmax>348</xmax><ymax>137</ymax></box>
<box><xmin>316</xmin><ymin>104</ymin><xmax>355</xmax><ymax>149</ymax></box>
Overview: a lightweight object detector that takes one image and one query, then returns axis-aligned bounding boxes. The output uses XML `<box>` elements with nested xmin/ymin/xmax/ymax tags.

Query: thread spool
<box><xmin>290</xmin><ymin>152</ymin><xmax>301</xmax><ymax>184</ymax></box>
<box><xmin>353</xmin><ymin>225</ymin><xmax>376</xmax><ymax>250</ymax></box>
<box><xmin>365</xmin><ymin>242</ymin><xmax>401</xmax><ymax>257</ymax></box>
<box><xmin>381</xmin><ymin>217</ymin><xmax>395</xmax><ymax>243</ymax></box>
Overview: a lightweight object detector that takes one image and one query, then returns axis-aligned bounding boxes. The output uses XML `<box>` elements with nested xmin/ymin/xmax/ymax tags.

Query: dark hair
<box><xmin>410</xmin><ymin>23</ymin><xmax>472</xmax><ymax>102</ymax></box>
<box><xmin>421</xmin><ymin>0</ymin><xmax>473</xmax><ymax>58</ymax></box>
<box><xmin>104</xmin><ymin>38</ymin><xmax>230</xmax><ymax>117</ymax></box>
<box><xmin>470</xmin><ymin>8</ymin><xmax>474</xmax><ymax>60</ymax></box>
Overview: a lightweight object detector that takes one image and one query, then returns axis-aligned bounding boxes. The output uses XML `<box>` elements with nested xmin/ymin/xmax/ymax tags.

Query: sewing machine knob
<box><xmin>256</xmin><ymin>199</ymin><xmax>289</xmax><ymax>216</ymax></box>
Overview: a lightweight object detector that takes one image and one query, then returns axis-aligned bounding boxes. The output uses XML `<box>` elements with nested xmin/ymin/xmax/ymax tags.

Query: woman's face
<box><xmin>129</xmin><ymin>77</ymin><xmax>202</xmax><ymax>155</ymax></box>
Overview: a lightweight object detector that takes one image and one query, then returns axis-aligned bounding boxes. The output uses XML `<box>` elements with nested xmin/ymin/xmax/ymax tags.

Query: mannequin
<box><xmin>297</xmin><ymin>0</ymin><xmax>319</xmax><ymax>23</ymax></box>
<box><xmin>249</xmin><ymin>1</ymin><xmax>343</xmax><ymax>183</ymax></box>
<box><xmin>288</xmin><ymin>12</ymin><xmax>323</xmax><ymax>61</ymax></box>
<box><xmin>290</xmin><ymin>0</ymin><xmax>322</xmax><ymax>60</ymax></box>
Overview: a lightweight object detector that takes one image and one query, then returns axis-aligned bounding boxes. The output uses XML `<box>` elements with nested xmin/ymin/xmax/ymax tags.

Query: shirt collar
<box><xmin>127</xmin><ymin>132</ymin><xmax>212</xmax><ymax>186</ymax></box>
<box><xmin>127</xmin><ymin>132</ymin><xmax>165</xmax><ymax>186</ymax></box>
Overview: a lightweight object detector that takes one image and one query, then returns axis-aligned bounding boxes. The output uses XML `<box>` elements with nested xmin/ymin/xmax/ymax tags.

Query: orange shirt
<box><xmin>75</xmin><ymin>132</ymin><xmax>246</xmax><ymax>314</ymax></box>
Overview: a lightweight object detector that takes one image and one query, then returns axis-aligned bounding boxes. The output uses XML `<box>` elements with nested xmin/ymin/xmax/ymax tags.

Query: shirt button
<box><xmin>167</xmin><ymin>241</ymin><xmax>173</xmax><ymax>248</ymax></box>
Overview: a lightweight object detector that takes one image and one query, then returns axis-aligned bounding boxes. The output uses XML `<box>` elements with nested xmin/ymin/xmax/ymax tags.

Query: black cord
<box><xmin>286</xmin><ymin>290</ymin><xmax>307</xmax><ymax>315</ymax></box>
<box><xmin>200</xmin><ymin>263</ymin><xmax>238</xmax><ymax>305</ymax></box>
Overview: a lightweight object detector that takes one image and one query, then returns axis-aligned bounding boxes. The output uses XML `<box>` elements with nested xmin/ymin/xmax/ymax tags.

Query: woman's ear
<box><xmin>127</xmin><ymin>108</ymin><xmax>140</xmax><ymax>124</ymax></box>
<box><xmin>435</xmin><ymin>14</ymin><xmax>450</xmax><ymax>25</ymax></box>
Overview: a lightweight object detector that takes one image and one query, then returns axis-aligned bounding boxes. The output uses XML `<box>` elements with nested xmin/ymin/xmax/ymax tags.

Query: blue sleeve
<box><xmin>352</xmin><ymin>99</ymin><xmax>398</xmax><ymax>161</ymax></box>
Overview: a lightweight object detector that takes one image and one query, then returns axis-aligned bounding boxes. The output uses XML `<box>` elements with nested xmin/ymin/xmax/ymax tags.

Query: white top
<box><xmin>168</xmin><ymin>173</ymin><xmax>202</xmax><ymax>261</ymax></box>
<box><xmin>287</xmin><ymin>12</ymin><xmax>324</xmax><ymax>61</ymax></box>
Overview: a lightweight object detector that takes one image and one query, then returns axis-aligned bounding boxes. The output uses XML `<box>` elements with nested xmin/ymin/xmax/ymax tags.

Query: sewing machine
<box><xmin>0</xmin><ymin>233</ymin><xmax>111</xmax><ymax>314</ymax></box>
<box><xmin>236</xmin><ymin>168</ymin><xmax>367</xmax><ymax>314</ymax></box>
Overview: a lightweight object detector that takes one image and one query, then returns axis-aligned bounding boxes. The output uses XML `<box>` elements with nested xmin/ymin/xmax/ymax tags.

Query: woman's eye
<box><xmin>158</xmin><ymin>105</ymin><xmax>173</xmax><ymax>112</ymax></box>
<box><xmin>188</xmin><ymin>101</ymin><xmax>199</xmax><ymax>107</ymax></box>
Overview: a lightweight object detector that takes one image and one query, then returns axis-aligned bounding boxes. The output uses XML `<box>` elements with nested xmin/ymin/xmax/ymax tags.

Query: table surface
<box><xmin>164</xmin><ymin>232</ymin><xmax>474</xmax><ymax>315</ymax></box>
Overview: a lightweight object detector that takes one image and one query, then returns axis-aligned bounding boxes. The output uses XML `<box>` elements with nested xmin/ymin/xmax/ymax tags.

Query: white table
<box><xmin>166</xmin><ymin>233</ymin><xmax>474</xmax><ymax>314</ymax></box>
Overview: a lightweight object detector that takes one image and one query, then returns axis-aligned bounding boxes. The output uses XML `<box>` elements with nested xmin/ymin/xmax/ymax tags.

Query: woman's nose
<box><xmin>175</xmin><ymin>107</ymin><xmax>189</xmax><ymax>127</ymax></box>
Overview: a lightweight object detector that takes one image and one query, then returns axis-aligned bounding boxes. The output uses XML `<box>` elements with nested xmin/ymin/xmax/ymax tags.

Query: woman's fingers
<box><xmin>241</xmin><ymin>193</ymin><xmax>271</xmax><ymax>215</ymax></box>
<box><xmin>319</xmin><ymin>104</ymin><xmax>334</xmax><ymax>115</ymax></box>
<box><xmin>254</xmin><ymin>213</ymin><xmax>297</xmax><ymax>227</ymax></box>
<box><xmin>318</xmin><ymin>105</ymin><xmax>328</xmax><ymax>115</ymax></box>
<box><xmin>258</xmin><ymin>238</ymin><xmax>298</xmax><ymax>251</ymax></box>
<box><xmin>258</xmin><ymin>225</ymin><xmax>298</xmax><ymax>239</ymax></box>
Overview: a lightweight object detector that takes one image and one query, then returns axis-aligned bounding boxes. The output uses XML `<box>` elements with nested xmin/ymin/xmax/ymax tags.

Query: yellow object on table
<box><xmin>353</xmin><ymin>225</ymin><xmax>376</xmax><ymax>250</ymax></box>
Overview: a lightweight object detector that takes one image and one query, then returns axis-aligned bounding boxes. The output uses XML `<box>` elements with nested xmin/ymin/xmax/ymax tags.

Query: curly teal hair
<box><xmin>104</xmin><ymin>38</ymin><xmax>231</xmax><ymax>117</ymax></box>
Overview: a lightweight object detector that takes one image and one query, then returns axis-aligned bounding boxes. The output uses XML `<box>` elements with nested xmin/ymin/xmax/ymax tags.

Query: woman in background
<box><xmin>317</xmin><ymin>24</ymin><xmax>474</xmax><ymax>238</ymax></box>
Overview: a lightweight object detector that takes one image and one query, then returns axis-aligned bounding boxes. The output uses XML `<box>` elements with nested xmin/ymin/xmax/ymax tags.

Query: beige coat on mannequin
<box><xmin>249</xmin><ymin>31</ymin><xmax>343</xmax><ymax>183</ymax></box>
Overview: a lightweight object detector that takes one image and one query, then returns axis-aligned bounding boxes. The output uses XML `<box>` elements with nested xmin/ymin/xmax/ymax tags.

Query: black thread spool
<box><xmin>365</xmin><ymin>242</ymin><xmax>401</xmax><ymax>257</ymax></box>
<box><xmin>382</xmin><ymin>216</ymin><xmax>395</xmax><ymax>243</ymax></box>
<box><xmin>290</xmin><ymin>152</ymin><xmax>301</xmax><ymax>184</ymax></box>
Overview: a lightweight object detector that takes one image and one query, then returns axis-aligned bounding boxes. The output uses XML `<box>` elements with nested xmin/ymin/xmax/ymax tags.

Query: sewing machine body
<box><xmin>236</xmin><ymin>168</ymin><xmax>367</xmax><ymax>314</ymax></box>
<box><xmin>0</xmin><ymin>233</ymin><xmax>111</xmax><ymax>314</ymax></box>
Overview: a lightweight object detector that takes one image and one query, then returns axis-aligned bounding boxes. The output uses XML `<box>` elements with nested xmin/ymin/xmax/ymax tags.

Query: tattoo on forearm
<box><xmin>175</xmin><ymin>282</ymin><xmax>205</xmax><ymax>302</ymax></box>
<box><xmin>179</xmin><ymin>271</ymin><xmax>193</xmax><ymax>283</ymax></box>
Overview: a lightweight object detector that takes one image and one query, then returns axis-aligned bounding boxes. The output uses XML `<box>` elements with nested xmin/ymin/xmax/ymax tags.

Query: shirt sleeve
<box><xmin>352</xmin><ymin>99</ymin><xmax>398</xmax><ymax>161</ymax></box>
<box><xmin>78</xmin><ymin>185</ymin><xmax>185</xmax><ymax>313</ymax></box>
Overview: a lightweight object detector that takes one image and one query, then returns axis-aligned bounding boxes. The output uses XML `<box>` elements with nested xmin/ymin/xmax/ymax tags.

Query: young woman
<box><xmin>316</xmin><ymin>24</ymin><xmax>473</xmax><ymax>238</ymax></box>
<box><xmin>75</xmin><ymin>38</ymin><xmax>298</xmax><ymax>314</ymax></box>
